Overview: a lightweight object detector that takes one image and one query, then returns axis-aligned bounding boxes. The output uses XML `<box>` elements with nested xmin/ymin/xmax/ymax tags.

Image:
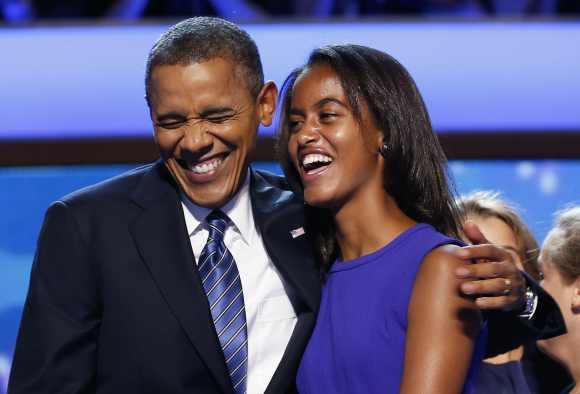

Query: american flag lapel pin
<box><xmin>290</xmin><ymin>227</ymin><xmax>305</xmax><ymax>239</ymax></box>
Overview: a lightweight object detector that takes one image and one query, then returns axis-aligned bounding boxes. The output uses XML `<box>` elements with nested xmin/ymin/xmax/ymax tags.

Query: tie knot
<box><xmin>205</xmin><ymin>210</ymin><xmax>230</xmax><ymax>238</ymax></box>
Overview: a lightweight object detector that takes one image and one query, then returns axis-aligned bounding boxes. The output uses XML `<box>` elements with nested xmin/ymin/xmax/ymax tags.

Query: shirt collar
<box><xmin>181</xmin><ymin>171</ymin><xmax>254</xmax><ymax>245</ymax></box>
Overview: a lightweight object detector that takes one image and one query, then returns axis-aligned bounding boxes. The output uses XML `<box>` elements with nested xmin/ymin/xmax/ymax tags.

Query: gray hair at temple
<box><xmin>542</xmin><ymin>205</ymin><xmax>580</xmax><ymax>280</ymax></box>
<box><xmin>144</xmin><ymin>16</ymin><xmax>264</xmax><ymax>104</ymax></box>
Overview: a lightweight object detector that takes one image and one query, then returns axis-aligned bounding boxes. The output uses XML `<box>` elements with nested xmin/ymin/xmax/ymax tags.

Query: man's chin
<box><xmin>180</xmin><ymin>184</ymin><xmax>236</xmax><ymax>209</ymax></box>
<box><xmin>169</xmin><ymin>162</ymin><xmax>245</xmax><ymax>208</ymax></box>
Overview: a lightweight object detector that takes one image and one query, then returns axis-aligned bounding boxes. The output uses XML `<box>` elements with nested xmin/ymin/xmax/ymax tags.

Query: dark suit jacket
<box><xmin>8</xmin><ymin>161</ymin><xmax>565</xmax><ymax>393</ymax></box>
<box><xmin>9</xmin><ymin>162</ymin><xmax>320</xmax><ymax>393</ymax></box>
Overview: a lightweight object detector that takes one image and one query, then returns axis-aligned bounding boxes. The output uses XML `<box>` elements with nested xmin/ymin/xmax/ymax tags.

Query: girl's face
<box><xmin>286</xmin><ymin>64</ymin><xmax>385</xmax><ymax>210</ymax></box>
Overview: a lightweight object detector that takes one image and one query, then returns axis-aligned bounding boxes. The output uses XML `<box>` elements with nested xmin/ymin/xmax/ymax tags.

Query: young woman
<box><xmin>459</xmin><ymin>191</ymin><xmax>539</xmax><ymax>393</ymax></box>
<box><xmin>538</xmin><ymin>207</ymin><xmax>580</xmax><ymax>394</ymax></box>
<box><xmin>276</xmin><ymin>44</ymin><xmax>487</xmax><ymax>393</ymax></box>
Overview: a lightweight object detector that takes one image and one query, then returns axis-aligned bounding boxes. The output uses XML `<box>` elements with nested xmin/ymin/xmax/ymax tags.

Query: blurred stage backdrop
<box><xmin>1</xmin><ymin>3</ymin><xmax>580</xmax><ymax>390</ymax></box>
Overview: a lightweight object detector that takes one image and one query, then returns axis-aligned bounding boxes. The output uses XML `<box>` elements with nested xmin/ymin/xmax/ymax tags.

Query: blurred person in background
<box><xmin>459</xmin><ymin>191</ymin><xmax>572</xmax><ymax>393</ymax></box>
<box><xmin>538</xmin><ymin>206</ymin><xmax>580</xmax><ymax>394</ymax></box>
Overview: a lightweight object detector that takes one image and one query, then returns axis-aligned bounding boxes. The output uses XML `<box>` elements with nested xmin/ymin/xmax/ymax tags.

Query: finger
<box><xmin>460</xmin><ymin>278</ymin><xmax>514</xmax><ymax>297</ymax></box>
<box><xmin>455</xmin><ymin>264</ymin><xmax>474</xmax><ymax>279</ymax></box>
<box><xmin>454</xmin><ymin>244</ymin><xmax>511</xmax><ymax>262</ymax></box>
<box><xmin>475</xmin><ymin>295</ymin><xmax>520</xmax><ymax>311</ymax></box>
<box><xmin>462</xmin><ymin>221</ymin><xmax>489</xmax><ymax>245</ymax></box>
<box><xmin>455</xmin><ymin>260</ymin><xmax>496</xmax><ymax>278</ymax></box>
<box><xmin>461</xmin><ymin>261</ymin><xmax>518</xmax><ymax>280</ymax></box>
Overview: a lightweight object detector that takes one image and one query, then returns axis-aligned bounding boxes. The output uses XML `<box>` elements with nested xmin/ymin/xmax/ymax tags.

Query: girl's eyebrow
<box><xmin>314</xmin><ymin>97</ymin><xmax>348</xmax><ymax>109</ymax></box>
<box><xmin>290</xmin><ymin>97</ymin><xmax>347</xmax><ymax>116</ymax></box>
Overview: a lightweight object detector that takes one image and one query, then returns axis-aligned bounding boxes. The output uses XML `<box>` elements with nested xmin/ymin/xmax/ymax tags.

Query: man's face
<box><xmin>148</xmin><ymin>58</ymin><xmax>276</xmax><ymax>208</ymax></box>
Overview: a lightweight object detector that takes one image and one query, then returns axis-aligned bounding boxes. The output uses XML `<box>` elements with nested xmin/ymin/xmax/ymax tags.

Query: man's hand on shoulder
<box><xmin>450</xmin><ymin>222</ymin><xmax>527</xmax><ymax>312</ymax></box>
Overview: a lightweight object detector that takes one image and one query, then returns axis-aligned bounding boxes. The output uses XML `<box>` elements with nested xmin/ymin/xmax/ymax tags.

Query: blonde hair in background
<box><xmin>542</xmin><ymin>205</ymin><xmax>580</xmax><ymax>281</ymax></box>
<box><xmin>458</xmin><ymin>190</ymin><xmax>540</xmax><ymax>280</ymax></box>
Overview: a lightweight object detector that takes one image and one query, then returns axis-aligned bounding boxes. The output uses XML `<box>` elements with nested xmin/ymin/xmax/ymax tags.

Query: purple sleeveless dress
<box><xmin>296</xmin><ymin>224</ymin><xmax>487</xmax><ymax>393</ymax></box>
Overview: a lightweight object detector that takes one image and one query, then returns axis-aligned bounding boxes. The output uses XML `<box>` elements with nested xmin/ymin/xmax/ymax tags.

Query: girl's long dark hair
<box><xmin>276</xmin><ymin>44</ymin><xmax>462</xmax><ymax>274</ymax></box>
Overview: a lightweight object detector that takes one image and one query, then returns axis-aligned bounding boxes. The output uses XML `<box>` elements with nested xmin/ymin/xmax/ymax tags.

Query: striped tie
<box><xmin>198</xmin><ymin>210</ymin><xmax>248</xmax><ymax>394</ymax></box>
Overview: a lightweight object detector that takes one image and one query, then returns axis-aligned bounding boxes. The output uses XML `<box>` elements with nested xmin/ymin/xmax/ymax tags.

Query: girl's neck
<box><xmin>334</xmin><ymin>191</ymin><xmax>415</xmax><ymax>262</ymax></box>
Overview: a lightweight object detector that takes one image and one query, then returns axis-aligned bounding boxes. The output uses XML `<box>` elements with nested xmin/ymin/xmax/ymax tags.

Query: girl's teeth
<box><xmin>302</xmin><ymin>153</ymin><xmax>333</xmax><ymax>167</ymax></box>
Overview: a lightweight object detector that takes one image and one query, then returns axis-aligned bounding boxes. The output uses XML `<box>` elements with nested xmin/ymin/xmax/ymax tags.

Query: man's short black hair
<box><xmin>145</xmin><ymin>17</ymin><xmax>264</xmax><ymax>104</ymax></box>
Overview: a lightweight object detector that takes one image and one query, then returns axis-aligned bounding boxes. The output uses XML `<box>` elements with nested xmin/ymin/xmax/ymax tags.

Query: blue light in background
<box><xmin>0</xmin><ymin>21</ymin><xmax>579</xmax><ymax>139</ymax></box>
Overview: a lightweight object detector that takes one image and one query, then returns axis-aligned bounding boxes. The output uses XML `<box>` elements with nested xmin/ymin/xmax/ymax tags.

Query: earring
<box><xmin>379</xmin><ymin>143</ymin><xmax>390</xmax><ymax>157</ymax></box>
<box><xmin>572</xmin><ymin>290</ymin><xmax>580</xmax><ymax>314</ymax></box>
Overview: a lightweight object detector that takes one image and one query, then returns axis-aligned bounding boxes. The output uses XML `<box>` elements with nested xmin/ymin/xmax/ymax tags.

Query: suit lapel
<box><xmin>250</xmin><ymin>169</ymin><xmax>321</xmax><ymax>393</ymax></box>
<box><xmin>250</xmin><ymin>169</ymin><xmax>321</xmax><ymax>314</ymax></box>
<box><xmin>128</xmin><ymin>162</ymin><xmax>233</xmax><ymax>394</ymax></box>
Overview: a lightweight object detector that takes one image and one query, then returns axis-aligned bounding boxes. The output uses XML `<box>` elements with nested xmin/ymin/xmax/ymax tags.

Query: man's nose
<box><xmin>179</xmin><ymin>124</ymin><xmax>213</xmax><ymax>157</ymax></box>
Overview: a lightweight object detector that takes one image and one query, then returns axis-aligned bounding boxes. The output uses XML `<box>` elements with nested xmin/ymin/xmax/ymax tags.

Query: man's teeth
<box><xmin>302</xmin><ymin>153</ymin><xmax>333</xmax><ymax>167</ymax></box>
<box><xmin>190</xmin><ymin>158</ymin><xmax>223</xmax><ymax>174</ymax></box>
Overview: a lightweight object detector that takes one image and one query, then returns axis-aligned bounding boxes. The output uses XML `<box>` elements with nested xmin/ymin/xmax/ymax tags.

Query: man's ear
<box><xmin>257</xmin><ymin>81</ymin><xmax>278</xmax><ymax>127</ymax></box>
<box><xmin>572</xmin><ymin>277</ymin><xmax>580</xmax><ymax>314</ymax></box>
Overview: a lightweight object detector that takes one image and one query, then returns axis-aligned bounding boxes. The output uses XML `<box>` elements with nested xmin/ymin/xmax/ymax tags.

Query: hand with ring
<box><xmin>450</xmin><ymin>222</ymin><xmax>526</xmax><ymax>311</ymax></box>
<box><xmin>502</xmin><ymin>279</ymin><xmax>512</xmax><ymax>295</ymax></box>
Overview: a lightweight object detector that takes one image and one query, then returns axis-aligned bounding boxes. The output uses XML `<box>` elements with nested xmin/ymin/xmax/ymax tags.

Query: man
<box><xmin>9</xmin><ymin>17</ymin><xmax>564</xmax><ymax>393</ymax></box>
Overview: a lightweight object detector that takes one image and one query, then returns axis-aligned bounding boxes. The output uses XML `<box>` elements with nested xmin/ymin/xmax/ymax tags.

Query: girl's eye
<box><xmin>320</xmin><ymin>112</ymin><xmax>337</xmax><ymax>121</ymax></box>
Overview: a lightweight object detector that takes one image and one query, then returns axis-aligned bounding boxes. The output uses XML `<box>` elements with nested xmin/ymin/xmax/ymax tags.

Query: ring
<box><xmin>503</xmin><ymin>279</ymin><xmax>512</xmax><ymax>295</ymax></box>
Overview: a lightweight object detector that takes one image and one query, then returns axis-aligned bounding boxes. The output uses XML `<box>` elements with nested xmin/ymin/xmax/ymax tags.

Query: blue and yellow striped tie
<box><xmin>198</xmin><ymin>210</ymin><xmax>248</xmax><ymax>394</ymax></box>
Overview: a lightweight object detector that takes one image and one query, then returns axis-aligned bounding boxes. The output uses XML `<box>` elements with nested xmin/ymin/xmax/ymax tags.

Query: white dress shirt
<box><xmin>181</xmin><ymin>173</ymin><xmax>297</xmax><ymax>394</ymax></box>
